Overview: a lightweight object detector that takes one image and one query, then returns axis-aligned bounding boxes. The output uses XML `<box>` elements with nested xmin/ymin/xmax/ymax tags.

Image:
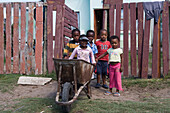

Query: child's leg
<box><xmin>109</xmin><ymin>64</ymin><xmax>116</xmax><ymax>89</ymax></box>
<box><xmin>95</xmin><ymin>61</ymin><xmax>102</xmax><ymax>88</ymax></box>
<box><xmin>97</xmin><ymin>74</ymin><xmax>101</xmax><ymax>84</ymax></box>
<box><xmin>115</xmin><ymin>64</ymin><xmax>123</xmax><ymax>91</ymax></box>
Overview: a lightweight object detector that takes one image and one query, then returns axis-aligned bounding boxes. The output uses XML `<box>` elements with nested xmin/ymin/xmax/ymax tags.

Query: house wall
<box><xmin>123</xmin><ymin>0</ymin><xmax>164</xmax><ymax>3</ymax></box>
<box><xmin>65</xmin><ymin>0</ymin><xmax>90</xmax><ymax>34</ymax></box>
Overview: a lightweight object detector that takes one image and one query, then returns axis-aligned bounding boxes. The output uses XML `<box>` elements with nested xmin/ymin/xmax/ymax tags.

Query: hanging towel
<box><xmin>143</xmin><ymin>2</ymin><xmax>164</xmax><ymax>23</ymax></box>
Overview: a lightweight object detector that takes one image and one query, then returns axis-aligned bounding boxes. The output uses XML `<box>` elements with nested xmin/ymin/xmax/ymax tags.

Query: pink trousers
<box><xmin>109</xmin><ymin>63</ymin><xmax>123</xmax><ymax>91</ymax></box>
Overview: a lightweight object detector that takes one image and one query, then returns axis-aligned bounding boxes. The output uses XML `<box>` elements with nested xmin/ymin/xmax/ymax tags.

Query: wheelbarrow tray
<box><xmin>53</xmin><ymin>58</ymin><xmax>94</xmax><ymax>84</ymax></box>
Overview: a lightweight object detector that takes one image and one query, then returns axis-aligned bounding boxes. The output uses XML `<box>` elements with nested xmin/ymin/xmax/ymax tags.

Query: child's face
<box><xmin>73</xmin><ymin>31</ymin><xmax>80</xmax><ymax>42</ymax></box>
<box><xmin>80</xmin><ymin>40</ymin><xmax>88</xmax><ymax>47</ymax></box>
<box><xmin>100</xmin><ymin>30</ymin><xmax>107</xmax><ymax>41</ymax></box>
<box><xmin>111</xmin><ymin>38</ymin><xmax>119</xmax><ymax>49</ymax></box>
<box><xmin>87</xmin><ymin>32</ymin><xmax>94</xmax><ymax>43</ymax></box>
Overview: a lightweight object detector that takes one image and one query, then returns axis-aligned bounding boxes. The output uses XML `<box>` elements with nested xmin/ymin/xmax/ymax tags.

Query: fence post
<box><xmin>162</xmin><ymin>1</ymin><xmax>169</xmax><ymax>76</ymax></box>
<box><xmin>35</xmin><ymin>2</ymin><xmax>43</xmax><ymax>75</ymax></box>
<box><xmin>6</xmin><ymin>3</ymin><xmax>12</xmax><ymax>74</ymax></box>
<box><xmin>0</xmin><ymin>4</ymin><xmax>4</xmax><ymax>74</ymax></box>
<box><xmin>13</xmin><ymin>3</ymin><xmax>19</xmax><ymax>74</ymax></box>
<box><xmin>20</xmin><ymin>3</ymin><xmax>26</xmax><ymax>74</ymax></box>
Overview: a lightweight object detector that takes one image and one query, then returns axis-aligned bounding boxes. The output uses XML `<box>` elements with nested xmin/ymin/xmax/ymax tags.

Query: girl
<box><xmin>96</xmin><ymin>35</ymin><xmax>123</xmax><ymax>96</ymax></box>
<box><xmin>69</xmin><ymin>35</ymin><xmax>96</xmax><ymax>65</ymax></box>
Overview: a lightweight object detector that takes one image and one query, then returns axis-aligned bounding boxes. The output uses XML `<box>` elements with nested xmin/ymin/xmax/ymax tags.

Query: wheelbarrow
<box><xmin>53</xmin><ymin>58</ymin><xmax>94</xmax><ymax>113</ymax></box>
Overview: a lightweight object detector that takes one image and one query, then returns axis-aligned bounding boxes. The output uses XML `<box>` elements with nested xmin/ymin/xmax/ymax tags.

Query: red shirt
<box><xmin>95</xmin><ymin>40</ymin><xmax>111</xmax><ymax>61</ymax></box>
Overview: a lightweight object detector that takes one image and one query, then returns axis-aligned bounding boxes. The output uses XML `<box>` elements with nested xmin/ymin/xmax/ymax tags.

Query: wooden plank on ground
<box><xmin>141</xmin><ymin>19</ymin><xmax>150</xmax><ymax>79</ymax></box>
<box><xmin>0</xmin><ymin>4</ymin><xmax>4</xmax><ymax>74</ymax></box>
<box><xmin>17</xmin><ymin>76</ymin><xmax>52</xmax><ymax>85</ymax></box>
<box><xmin>115</xmin><ymin>3</ymin><xmax>121</xmax><ymax>38</ymax></box>
<box><xmin>123</xmin><ymin>3</ymin><xmax>129</xmax><ymax>77</ymax></box>
<box><xmin>35</xmin><ymin>2</ymin><xmax>43</xmax><ymax>75</ymax></box>
<box><xmin>27</xmin><ymin>3</ymin><xmax>34</xmax><ymax>75</ymax></box>
<box><xmin>152</xmin><ymin>17</ymin><xmax>161</xmax><ymax>78</ymax></box>
<box><xmin>109</xmin><ymin>5</ymin><xmax>114</xmax><ymax>36</ymax></box>
<box><xmin>6</xmin><ymin>3</ymin><xmax>12</xmax><ymax>74</ymax></box>
<box><xmin>47</xmin><ymin>5</ymin><xmax>54</xmax><ymax>73</ymax></box>
<box><xmin>13</xmin><ymin>3</ymin><xmax>19</xmax><ymax>74</ymax></box>
<box><xmin>130</xmin><ymin>3</ymin><xmax>137</xmax><ymax>77</ymax></box>
<box><xmin>137</xmin><ymin>3</ymin><xmax>143</xmax><ymax>77</ymax></box>
<box><xmin>20</xmin><ymin>3</ymin><xmax>26</xmax><ymax>74</ymax></box>
<box><xmin>54</xmin><ymin>4</ymin><xmax>63</xmax><ymax>58</ymax></box>
<box><xmin>162</xmin><ymin>1</ymin><xmax>169</xmax><ymax>76</ymax></box>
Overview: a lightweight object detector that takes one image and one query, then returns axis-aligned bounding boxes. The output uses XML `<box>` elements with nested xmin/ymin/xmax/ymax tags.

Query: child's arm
<box><xmin>120</xmin><ymin>53</ymin><xmax>123</xmax><ymax>72</ymax></box>
<box><xmin>90</xmin><ymin>49</ymin><xmax>96</xmax><ymax>65</ymax></box>
<box><xmin>69</xmin><ymin>48</ymin><xmax>77</xmax><ymax>59</ymax></box>
<box><xmin>96</xmin><ymin>52</ymin><xmax>108</xmax><ymax>62</ymax></box>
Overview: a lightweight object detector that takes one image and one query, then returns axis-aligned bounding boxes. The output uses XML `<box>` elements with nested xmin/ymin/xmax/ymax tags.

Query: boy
<box><xmin>63</xmin><ymin>28</ymin><xmax>80</xmax><ymax>59</ymax></box>
<box><xmin>95</xmin><ymin>29</ymin><xmax>111</xmax><ymax>88</ymax></box>
<box><xmin>86</xmin><ymin>30</ymin><xmax>98</xmax><ymax>79</ymax></box>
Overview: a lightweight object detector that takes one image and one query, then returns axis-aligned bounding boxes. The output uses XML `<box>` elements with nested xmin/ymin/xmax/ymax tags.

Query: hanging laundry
<box><xmin>143</xmin><ymin>2</ymin><xmax>164</xmax><ymax>23</ymax></box>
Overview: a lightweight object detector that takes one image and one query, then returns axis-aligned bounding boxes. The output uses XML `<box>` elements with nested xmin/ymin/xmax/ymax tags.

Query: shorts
<box><xmin>96</xmin><ymin>60</ymin><xmax>108</xmax><ymax>75</ymax></box>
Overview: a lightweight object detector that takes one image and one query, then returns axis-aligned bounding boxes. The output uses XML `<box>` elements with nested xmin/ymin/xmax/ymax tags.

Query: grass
<box><xmin>0</xmin><ymin>73</ymin><xmax>56</xmax><ymax>93</ymax></box>
<box><xmin>1</xmin><ymin>97</ymin><xmax>170</xmax><ymax>113</ymax></box>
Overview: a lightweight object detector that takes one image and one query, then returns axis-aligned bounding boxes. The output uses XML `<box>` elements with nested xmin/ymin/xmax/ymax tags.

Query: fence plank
<box><xmin>109</xmin><ymin>5</ymin><xmax>114</xmax><ymax>36</ymax></box>
<box><xmin>27</xmin><ymin>3</ymin><xmax>34</xmax><ymax>75</ymax></box>
<box><xmin>0</xmin><ymin>4</ymin><xmax>4</xmax><ymax>74</ymax></box>
<box><xmin>35</xmin><ymin>2</ymin><xmax>43</xmax><ymax>75</ymax></box>
<box><xmin>6</xmin><ymin>3</ymin><xmax>11</xmax><ymax>74</ymax></box>
<box><xmin>47</xmin><ymin>5</ymin><xmax>54</xmax><ymax>73</ymax></box>
<box><xmin>130</xmin><ymin>3</ymin><xmax>137</xmax><ymax>77</ymax></box>
<box><xmin>13</xmin><ymin>3</ymin><xmax>19</xmax><ymax>73</ymax></box>
<box><xmin>123</xmin><ymin>3</ymin><xmax>129</xmax><ymax>77</ymax></box>
<box><xmin>115</xmin><ymin>4</ymin><xmax>121</xmax><ymax>38</ymax></box>
<box><xmin>162</xmin><ymin>1</ymin><xmax>169</xmax><ymax>76</ymax></box>
<box><xmin>137</xmin><ymin>3</ymin><xmax>143</xmax><ymax>77</ymax></box>
<box><xmin>152</xmin><ymin>17</ymin><xmax>161</xmax><ymax>78</ymax></box>
<box><xmin>141</xmin><ymin>19</ymin><xmax>150</xmax><ymax>78</ymax></box>
<box><xmin>20</xmin><ymin>3</ymin><xmax>26</xmax><ymax>74</ymax></box>
<box><xmin>54</xmin><ymin>4</ymin><xmax>64</xmax><ymax>58</ymax></box>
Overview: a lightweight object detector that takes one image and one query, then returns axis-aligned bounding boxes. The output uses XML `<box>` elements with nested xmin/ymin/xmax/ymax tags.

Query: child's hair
<box><xmin>110</xmin><ymin>35</ymin><xmax>120</xmax><ymax>42</ymax></box>
<box><xmin>86</xmin><ymin>30</ymin><xmax>95</xmax><ymax>36</ymax></box>
<box><xmin>72</xmin><ymin>28</ymin><xmax>80</xmax><ymax>35</ymax></box>
<box><xmin>100</xmin><ymin>29</ymin><xmax>107</xmax><ymax>34</ymax></box>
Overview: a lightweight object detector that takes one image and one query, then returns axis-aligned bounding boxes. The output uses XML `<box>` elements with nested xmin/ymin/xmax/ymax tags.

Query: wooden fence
<box><xmin>108</xmin><ymin>1</ymin><xmax>169</xmax><ymax>78</ymax></box>
<box><xmin>47</xmin><ymin>0</ymin><xmax>78</xmax><ymax>73</ymax></box>
<box><xmin>0</xmin><ymin>2</ymin><xmax>44</xmax><ymax>75</ymax></box>
<box><xmin>0</xmin><ymin>1</ymin><xmax>78</xmax><ymax>75</ymax></box>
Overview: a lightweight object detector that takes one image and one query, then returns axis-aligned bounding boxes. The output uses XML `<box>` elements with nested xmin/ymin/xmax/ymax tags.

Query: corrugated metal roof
<box><xmin>0</xmin><ymin>0</ymin><xmax>41</xmax><ymax>2</ymax></box>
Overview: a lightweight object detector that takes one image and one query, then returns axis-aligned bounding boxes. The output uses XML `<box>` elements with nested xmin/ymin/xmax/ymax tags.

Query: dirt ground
<box><xmin>0</xmin><ymin>79</ymin><xmax>170</xmax><ymax>106</ymax></box>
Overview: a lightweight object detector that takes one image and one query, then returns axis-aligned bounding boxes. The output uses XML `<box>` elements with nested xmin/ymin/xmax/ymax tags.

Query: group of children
<box><xmin>63</xmin><ymin>28</ymin><xmax>123</xmax><ymax>97</ymax></box>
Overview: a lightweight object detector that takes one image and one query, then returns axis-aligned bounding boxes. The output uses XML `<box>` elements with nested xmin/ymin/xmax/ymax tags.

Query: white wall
<box><xmin>65</xmin><ymin>0</ymin><xmax>90</xmax><ymax>34</ymax></box>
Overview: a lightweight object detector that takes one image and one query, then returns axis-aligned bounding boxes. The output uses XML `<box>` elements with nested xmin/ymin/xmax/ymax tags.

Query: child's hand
<box><xmin>93</xmin><ymin>63</ymin><xmax>96</xmax><ymax>66</ymax></box>
<box><xmin>95</xmin><ymin>58</ymin><xmax>98</xmax><ymax>63</ymax></box>
<box><xmin>120</xmin><ymin>67</ymin><xmax>123</xmax><ymax>72</ymax></box>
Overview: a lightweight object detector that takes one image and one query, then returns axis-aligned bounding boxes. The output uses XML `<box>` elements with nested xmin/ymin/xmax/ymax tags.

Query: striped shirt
<box><xmin>63</xmin><ymin>40</ymin><xmax>79</xmax><ymax>58</ymax></box>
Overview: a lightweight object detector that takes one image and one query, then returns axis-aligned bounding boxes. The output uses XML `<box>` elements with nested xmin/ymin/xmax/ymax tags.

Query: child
<box><xmin>86</xmin><ymin>30</ymin><xmax>98</xmax><ymax>79</ymax></box>
<box><xmin>63</xmin><ymin>28</ymin><xmax>80</xmax><ymax>59</ymax></box>
<box><xmin>95</xmin><ymin>29</ymin><xmax>111</xmax><ymax>89</ymax></box>
<box><xmin>69</xmin><ymin>35</ymin><xmax>96</xmax><ymax>65</ymax></box>
<box><xmin>86</xmin><ymin>30</ymin><xmax>98</xmax><ymax>57</ymax></box>
<box><xmin>96</xmin><ymin>35</ymin><xmax>123</xmax><ymax>96</ymax></box>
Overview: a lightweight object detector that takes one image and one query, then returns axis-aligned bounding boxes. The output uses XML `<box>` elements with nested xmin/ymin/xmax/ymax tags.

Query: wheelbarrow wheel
<box><xmin>61</xmin><ymin>82</ymin><xmax>74</xmax><ymax>113</ymax></box>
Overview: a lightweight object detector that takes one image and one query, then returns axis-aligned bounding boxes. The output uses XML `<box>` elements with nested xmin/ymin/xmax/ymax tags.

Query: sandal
<box><xmin>104</xmin><ymin>91</ymin><xmax>112</xmax><ymax>95</ymax></box>
<box><xmin>113</xmin><ymin>92</ymin><xmax>120</xmax><ymax>97</ymax></box>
